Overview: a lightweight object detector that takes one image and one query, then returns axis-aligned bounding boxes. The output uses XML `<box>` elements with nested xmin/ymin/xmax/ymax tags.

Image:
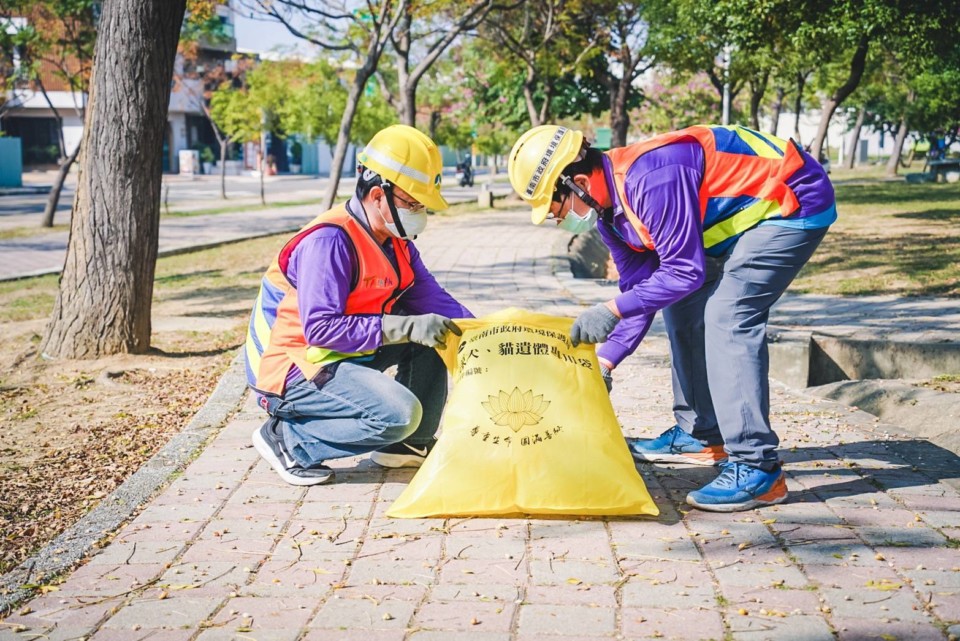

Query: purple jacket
<box><xmin>285</xmin><ymin>197</ymin><xmax>472</xmax><ymax>381</ymax></box>
<box><xmin>595</xmin><ymin>142</ymin><xmax>834</xmax><ymax>367</ymax></box>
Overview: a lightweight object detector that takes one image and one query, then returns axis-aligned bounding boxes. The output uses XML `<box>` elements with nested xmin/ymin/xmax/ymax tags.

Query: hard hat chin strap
<box><xmin>380</xmin><ymin>182</ymin><xmax>409</xmax><ymax>239</ymax></box>
<box><xmin>559</xmin><ymin>174</ymin><xmax>612</xmax><ymax>222</ymax></box>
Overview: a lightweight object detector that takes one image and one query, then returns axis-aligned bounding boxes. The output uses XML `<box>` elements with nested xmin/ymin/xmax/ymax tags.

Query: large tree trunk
<box><xmin>40</xmin><ymin>144</ymin><xmax>80</xmax><ymax>228</ymax></box>
<box><xmin>40</xmin><ymin>0</ymin><xmax>186</xmax><ymax>359</ymax></box>
<box><xmin>769</xmin><ymin>86</ymin><xmax>784</xmax><ymax>136</ymax></box>
<box><xmin>811</xmin><ymin>35</ymin><xmax>870</xmax><ymax>160</ymax></box>
<box><xmin>845</xmin><ymin>106</ymin><xmax>866</xmax><ymax>169</ymax></box>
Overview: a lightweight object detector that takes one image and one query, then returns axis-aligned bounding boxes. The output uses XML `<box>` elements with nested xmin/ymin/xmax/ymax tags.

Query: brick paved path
<box><xmin>2</xmin><ymin>210</ymin><xmax>959</xmax><ymax>641</ymax></box>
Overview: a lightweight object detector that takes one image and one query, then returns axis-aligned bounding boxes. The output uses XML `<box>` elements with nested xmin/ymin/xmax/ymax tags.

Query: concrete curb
<box><xmin>0</xmin><ymin>351</ymin><xmax>250</xmax><ymax>614</ymax></box>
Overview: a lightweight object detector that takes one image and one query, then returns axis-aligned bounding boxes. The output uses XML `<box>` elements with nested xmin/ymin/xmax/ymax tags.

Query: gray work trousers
<box><xmin>661</xmin><ymin>224</ymin><xmax>829</xmax><ymax>470</ymax></box>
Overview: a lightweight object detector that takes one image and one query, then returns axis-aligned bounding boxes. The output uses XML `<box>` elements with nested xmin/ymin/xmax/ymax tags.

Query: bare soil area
<box><xmin>0</xmin><ymin>235</ymin><xmax>285</xmax><ymax>575</ymax></box>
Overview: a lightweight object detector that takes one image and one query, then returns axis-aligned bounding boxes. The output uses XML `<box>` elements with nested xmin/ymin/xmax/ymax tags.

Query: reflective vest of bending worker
<box><xmin>244</xmin><ymin>203</ymin><xmax>415</xmax><ymax>396</ymax></box>
<box><xmin>606</xmin><ymin>125</ymin><xmax>808</xmax><ymax>257</ymax></box>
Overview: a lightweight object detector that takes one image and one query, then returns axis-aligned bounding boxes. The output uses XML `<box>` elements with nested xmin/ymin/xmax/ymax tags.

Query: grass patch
<box><xmin>0</xmin><ymin>224</ymin><xmax>69</xmax><ymax>241</ymax></box>
<box><xmin>791</xmin><ymin>175</ymin><xmax>960</xmax><ymax>297</ymax></box>
<box><xmin>162</xmin><ymin>197</ymin><xmax>325</xmax><ymax>218</ymax></box>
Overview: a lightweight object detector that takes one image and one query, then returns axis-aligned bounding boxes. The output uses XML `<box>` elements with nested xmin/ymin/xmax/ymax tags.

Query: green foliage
<box><xmin>208</xmin><ymin>81</ymin><xmax>262</xmax><ymax>145</ymax></box>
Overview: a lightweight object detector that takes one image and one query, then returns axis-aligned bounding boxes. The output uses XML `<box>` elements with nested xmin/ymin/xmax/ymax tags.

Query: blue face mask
<box><xmin>558</xmin><ymin>206</ymin><xmax>598</xmax><ymax>234</ymax></box>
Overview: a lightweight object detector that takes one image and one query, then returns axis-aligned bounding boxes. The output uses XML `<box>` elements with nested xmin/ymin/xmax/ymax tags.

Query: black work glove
<box><xmin>382</xmin><ymin>314</ymin><xmax>462</xmax><ymax>349</ymax></box>
<box><xmin>570</xmin><ymin>303</ymin><xmax>620</xmax><ymax>347</ymax></box>
<box><xmin>600</xmin><ymin>365</ymin><xmax>613</xmax><ymax>393</ymax></box>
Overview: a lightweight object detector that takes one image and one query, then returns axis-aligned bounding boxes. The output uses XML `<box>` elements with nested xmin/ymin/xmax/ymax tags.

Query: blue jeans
<box><xmin>259</xmin><ymin>344</ymin><xmax>447</xmax><ymax>466</ymax></box>
<box><xmin>661</xmin><ymin>224</ymin><xmax>828</xmax><ymax>470</ymax></box>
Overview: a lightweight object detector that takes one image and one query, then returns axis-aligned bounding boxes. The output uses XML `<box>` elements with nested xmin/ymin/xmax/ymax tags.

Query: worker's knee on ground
<box><xmin>375</xmin><ymin>391</ymin><xmax>423</xmax><ymax>444</ymax></box>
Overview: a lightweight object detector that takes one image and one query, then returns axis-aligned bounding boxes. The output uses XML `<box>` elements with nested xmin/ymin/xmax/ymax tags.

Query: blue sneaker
<box><xmin>686</xmin><ymin>462</ymin><xmax>788</xmax><ymax>512</ymax></box>
<box><xmin>628</xmin><ymin>425</ymin><xmax>727</xmax><ymax>466</ymax></box>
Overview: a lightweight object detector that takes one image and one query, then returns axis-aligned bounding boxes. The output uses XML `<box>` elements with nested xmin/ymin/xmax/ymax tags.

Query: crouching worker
<box><xmin>245</xmin><ymin>125</ymin><xmax>472</xmax><ymax>486</ymax></box>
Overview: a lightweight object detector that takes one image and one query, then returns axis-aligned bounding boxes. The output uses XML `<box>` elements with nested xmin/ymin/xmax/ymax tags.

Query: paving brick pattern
<box><xmin>2</xmin><ymin>211</ymin><xmax>959</xmax><ymax>640</ymax></box>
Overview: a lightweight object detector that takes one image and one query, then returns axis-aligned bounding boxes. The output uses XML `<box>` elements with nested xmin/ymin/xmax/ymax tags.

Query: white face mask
<box><xmin>379</xmin><ymin>199</ymin><xmax>428</xmax><ymax>239</ymax></box>
<box><xmin>386</xmin><ymin>207</ymin><xmax>428</xmax><ymax>239</ymax></box>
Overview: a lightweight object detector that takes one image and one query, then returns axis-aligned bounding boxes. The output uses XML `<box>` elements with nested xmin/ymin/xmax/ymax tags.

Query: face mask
<box><xmin>558</xmin><ymin>205</ymin><xmax>598</xmax><ymax>235</ymax></box>
<box><xmin>382</xmin><ymin>206</ymin><xmax>428</xmax><ymax>239</ymax></box>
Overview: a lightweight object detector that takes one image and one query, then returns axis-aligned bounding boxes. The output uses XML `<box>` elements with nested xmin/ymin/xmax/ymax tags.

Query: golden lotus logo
<box><xmin>481</xmin><ymin>387</ymin><xmax>550</xmax><ymax>433</ymax></box>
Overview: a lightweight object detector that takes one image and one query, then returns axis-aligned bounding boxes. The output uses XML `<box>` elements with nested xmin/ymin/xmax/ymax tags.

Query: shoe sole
<box><xmin>370</xmin><ymin>452</ymin><xmax>425</xmax><ymax>468</ymax></box>
<box><xmin>631</xmin><ymin>450</ymin><xmax>728</xmax><ymax>466</ymax></box>
<box><xmin>685</xmin><ymin>476</ymin><xmax>788</xmax><ymax>512</ymax></box>
<box><xmin>252</xmin><ymin>429</ymin><xmax>334</xmax><ymax>486</ymax></box>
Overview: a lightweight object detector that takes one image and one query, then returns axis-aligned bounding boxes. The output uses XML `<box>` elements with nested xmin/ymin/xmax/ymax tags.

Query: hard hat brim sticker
<box><xmin>524</xmin><ymin>127</ymin><xmax>567</xmax><ymax>199</ymax></box>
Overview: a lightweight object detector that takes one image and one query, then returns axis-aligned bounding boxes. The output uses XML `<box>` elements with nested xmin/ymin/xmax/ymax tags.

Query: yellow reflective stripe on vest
<box><xmin>702</xmin><ymin>198</ymin><xmax>782</xmax><ymax>248</ymax></box>
<box><xmin>718</xmin><ymin>125</ymin><xmax>786</xmax><ymax>159</ymax></box>
<box><xmin>304</xmin><ymin>344</ymin><xmax>374</xmax><ymax>367</ymax></box>
<box><xmin>245</xmin><ymin>289</ymin><xmax>266</xmax><ymax>375</ymax></box>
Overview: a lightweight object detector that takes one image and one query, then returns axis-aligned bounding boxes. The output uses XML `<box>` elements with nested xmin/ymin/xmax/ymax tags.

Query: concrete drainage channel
<box><xmin>769</xmin><ymin>332</ymin><xmax>960</xmax><ymax>454</ymax></box>
<box><xmin>567</xmin><ymin>229</ymin><xmax>960</xmax><ymax>456</ymax></box>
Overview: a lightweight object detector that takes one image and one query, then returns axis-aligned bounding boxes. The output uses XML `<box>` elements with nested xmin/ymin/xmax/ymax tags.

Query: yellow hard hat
<box><xmin>357</xmin><ymin>124</ymin><xmax>448</xmax><ymax>211</ymax></box>
<box><xmin>508</xmin><ymin>125</ymin><xmax>584</xmax><ymax>224</ymax></box>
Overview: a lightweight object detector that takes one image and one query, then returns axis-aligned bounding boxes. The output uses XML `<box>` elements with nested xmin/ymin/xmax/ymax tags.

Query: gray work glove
<box><xmin>570</xmin><ymin>303</ymin><xmax>620</xmax><ymax>347</ymax></box>
<box><xmin>382</xmin><ymin>314</ymin><xmax>462</xmax><ymax>349</ymax></box>
<box><xmin>600</xmin><ymin>365</ymin><xmax>613</xmax><ymax>393</ymax></box>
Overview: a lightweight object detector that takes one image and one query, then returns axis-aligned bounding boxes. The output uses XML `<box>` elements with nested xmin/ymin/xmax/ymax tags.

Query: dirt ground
<box><xmin>0</xmin><ymin>237</ymin><xmax>281</xmax><ymax>576</ymax></box>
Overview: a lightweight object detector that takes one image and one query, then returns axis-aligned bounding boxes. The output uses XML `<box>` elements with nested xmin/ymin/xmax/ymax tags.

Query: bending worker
<box><xmin>508</xmin><ymin>125</ymin><xmax>835</xmax><ymax>512</ymax></box>
<box><xmin>245</xmin><ymin>125</ymin><xmax>471</xmax><ymax>486</ymax></box>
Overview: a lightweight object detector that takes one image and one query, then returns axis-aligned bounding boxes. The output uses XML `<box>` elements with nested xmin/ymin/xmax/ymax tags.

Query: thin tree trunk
<box><xmin>845</xmin><ymin>107</ymin><xmax>866</xmax><ymax>169</ymax></box>
<box><xmin>793</xmin><ymin>72</ymin><xmax>807</xmax><ymax>144</ymax></box>
<box><xmin>41</xmin><ymin>144</ymin><xmax>80</xmax><ymax>227</ymax></box>
<box><xmin>748</xmin><ymin>71</ymin><xmax>768</xmax><ymax>131</ymax></box>
<box><xmin>41</xmin><ymin>0</ymin><xmax>186</xmax><ymax>359</ymax></box>
<box><xmin>610</xmin><ymin>75</ymin><xmax>630</xmax><ymax>148</ymax></box>
<box><xmin>220</xmin><ymin>138</ymin><xmax>228</xmax><ymax>199</ymax></box>
<box><xmin>885</xmin><ymin>114</ymin><xmax>910</xmax><ymax>178</ymax></box>
<box><xmin>811</xmin><ymin>35</ymin><xmax>870</xmax><ymax>159</ymax></box>
<box><xmin>37</xmin><ymin>82</ymin><xmax>67</xmax><ymax>159</ymax></box>
<box><xmin>259</xmin><ymin>150</ymin><xmax>265</xmax><ymax>205</ymax></box>
<box><xmin>769</xmin><ymin>86</ymin><xmax>784</xmax><ymax>136</ymax></box>
<box><xmin>394</xmin><ymin>12</ymin><xmax>415</xmax><ymax>127</ymax></box>
<box><xmin>523</xmin><ymin>73</ymin><xmax>541</xmax><ymax>127</ymax></box>
<box><xmin>323</xmin><ymin>72</ymin><xmax>371</xmax><ymax>211</ymax></box>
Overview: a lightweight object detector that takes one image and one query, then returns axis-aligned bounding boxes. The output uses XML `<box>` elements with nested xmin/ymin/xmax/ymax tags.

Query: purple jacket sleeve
<box><xmin>286</xmin><ymin>227</ymin><xmax>383</xmax><ymax>354</ymax></box>
<box><xmin>394</xmin><ymin>242</ymin><xmax>474</xmax><ymax>319</ymax></box>
<box><xmin>596</xmin><ymin>143</ymin><xmax>706</xmax><ymax>367</ymax></box>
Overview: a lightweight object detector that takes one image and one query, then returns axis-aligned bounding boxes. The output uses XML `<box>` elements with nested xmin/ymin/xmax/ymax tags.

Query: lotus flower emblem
<box><xmin>481</xmin><ymin>387</ymin><xmax>550</xmax><ymax>433</ymax></box>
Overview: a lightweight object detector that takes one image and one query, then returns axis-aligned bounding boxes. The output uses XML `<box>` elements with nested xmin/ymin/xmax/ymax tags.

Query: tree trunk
<box><xmin>220</xmin><ymin>139</ymin><xmax>228</xmax><ymax>199</ymax></box>
<box><xmin>40</xmin><ymin>143</ymin><xmax>80</xmax><ymax>228</ymax></box>
<box><xmin>748</xmin><ymin>71</ymin><xmax>768</xmax><ymax>131</ymax></box>
<box><xmin>793</xmin><ymin>72</ymin><xmax>807</xmax><ymax>144</ymax></box>
<box><xmin>885</xmin><ymin>114</ymin><xmax>909</xmax><ymax>178</ymax></box>
<box><xmin>323</xmin><ymin>71</ymin><xmax>371</xmax><ymax>210</ymax></box>
<box><xmin>394</xmin><ymin>12</ymin><xmax>414</xmax><ymax>126</ymax></box>
<box><xmin>40</xmin><ymin>0</ymin><xmax>186</xmax><ymax>359</ymax></box>
<box><xmin>429</xmin><ymin>110</ymin><xmax>441</xmax><ymax>141</ymax></box>
<box><xmin>845</xmin><ymin>106</ymin><xmax>866</xmax><ymax>169</ymax></box>
<box><xmin>522</xmin><ymin>73</ymin><xmax>541</xmax><ymax>127</ymax></box>
<box><xmin>811</xmin><ymin>35</ymin><xmax>870</xmax><ymax>160</ymax></box>
<box><xmin>610</xmin><ymin>75</ymin><xmax>630</xmax><ymax>148</ymax></box>
<box><xmin>769</xmin><ymin>86</ymin><xmax>784</xmax><ymax>136</ymax></box>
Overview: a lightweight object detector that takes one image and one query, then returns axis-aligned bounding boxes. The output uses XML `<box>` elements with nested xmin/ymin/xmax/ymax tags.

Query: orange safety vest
<box><xmin>605</xmin><ymin>125</ymin><xmax>806</xmax><ymax>254</ymax></box>
<box><xmin>245</xmin><ymin>203</ymin><xmax>415</xmax><ymax>396</ymax></box>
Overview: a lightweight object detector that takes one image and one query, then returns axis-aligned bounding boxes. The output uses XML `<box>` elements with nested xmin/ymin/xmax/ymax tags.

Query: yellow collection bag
<box><xmin>387</xmin><ymin>308</ymin><xmax>659</xmax><ymax>518</ymax></box>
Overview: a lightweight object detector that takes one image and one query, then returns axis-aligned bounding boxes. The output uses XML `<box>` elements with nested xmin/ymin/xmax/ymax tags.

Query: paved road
<box><xmin>2</xmin><ymin>211</ymin><xmax>959</xmax><ymax>640</ymax></box>
<box><xmin>0</xmin><ymin>175</ymin><xmax>514</xmax><ymax>280</ymax></box>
